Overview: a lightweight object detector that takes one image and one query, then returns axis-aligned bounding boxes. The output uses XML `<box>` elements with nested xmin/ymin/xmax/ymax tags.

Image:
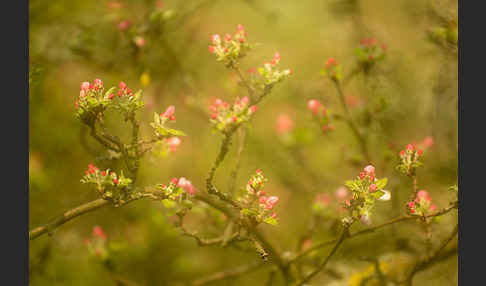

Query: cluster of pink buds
<box><xmin>209</xmin><ymin>97</ymin><xmax>257</xmax><ymax>132</ymax></box>
<box><xmin>239</xmin><ymin>169</ymin><xmax>279</xmax><ymax>224</ymax></box>
<box><xmin>321</xmin><ymin>57</ymin><xmax>342</xmax><ymax>81</ymax></box>
<box><xmin>81</xmin><ymin>164</ymin><xmax>132</xmax><ymax>195</ymax></box>
<box><xmin>307</xmin><ymin>99</ymin><xmax>334</xmax><ymax>133</ymax></box>
<box><xmin>85</xmin><ymin>225</ymin><xmax>109</xmax><ymax>259</ymax></box>
<box><xmin>342</xmin><ymin>165</ymin><xmax>390</xmax><ymax>226</ymax></box>
<box><xmin>246</xmin><ymin>168</ymin><xmax>267</xmax><ymax>196</ymax></box>
<box><xmin>117</xmin><ymin>81</ymin><xmax>134</xmax><ymax>97</ymax></box>
<box><xmin>355</xmin><ymin>38</ymin><xmax>387</xmax><ymax>65</ymax></box>
<box><xmin>159</xmin><ymin>177</ymin><xmax>196</xmax><ymax>197</ymax></box>
<box><xmin>407</xmin><ymin>190</ymin><xmax>437</xmax><ymax>215</ymax></box>
<box><xmin>275</xmin><ymin>113</ymin><xmax>294</xmax><ymax>135</ymax></box>
<box><xmin>253</xmin><ymin>52</ymin><xmax>293</xmax><ymax>86</ymax></box>
<box><xmin>396</xmin><ymin>143</ymin><xmax>424</xmax><ymax>175</ymax></box>
<box><xmin>208</xmin><ymin>24</ymin><xmax>251</xmax><ymax>67</ymax></box>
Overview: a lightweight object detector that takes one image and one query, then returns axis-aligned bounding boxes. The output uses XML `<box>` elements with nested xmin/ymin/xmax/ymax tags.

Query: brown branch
<box><xmin>405</xmin><ymin>224</ymin><xmax>458</xmax><ymax>285</ymax></box>
<box><xmin>332</xmin><ymin>80</ymin><xmax>371</xmax><ymax>163</ymax></box>
<box><xmin>294</xmin><ymin>227</ymin><xmax>350</xmax><ymax>286</ymax></box>
<box><xmin>289</xmin><ymin>203</ymin><xmax>457</xmax><ymax>263</ymax></box>
<box><xmin>29</xmin><ymin>198</ymin><xmax>110</xmax><ymax>240</ymax></box>
<box><xmin>228</xmin><ymin>127</ymin><xmax>247</xmax><ymax>194</ymax></box>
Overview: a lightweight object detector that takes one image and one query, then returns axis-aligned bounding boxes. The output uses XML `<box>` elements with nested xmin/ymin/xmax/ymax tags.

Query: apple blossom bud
<box><xmin>369</xmin><ymin>184</ymin><xmax>377</xmax><ymax>192</ymax></box>
<box><xmin>259</xmin><ymin>196</ymin><xmax>267</xmax><ymax>204</ymax></box>
<box><xmin>119</xmin><ymin>81</ymin><xmax>127</xmax><ymax>90</ymax></box>
<box><xmin>364</xmin><ymin>165</ymin><xmax>375</xmax><ymax>175</ymax></box>
<box><xmin>171</xmin><ymin>177</ymin><xmax>179</xmax><ymax>185</ymax></box>
<box><xmin>249</xmin><ymin>105</ymin><xmax>258</xmax><ymax>113</ymax></box>
<box><xmin>81</xmin><ymin>82</ymin><xmax>90</xmax><ymax>91</ymax></box>
<box><xmin>211</xmin><ymin>34</ymin><xmax>221</xmax><ymax>45</ymax></box>
<box><xmin>406</xmin><ymin>144</ymin><xmax>414</xmax><ymax>151</ymax></box>
<box><xmin>307</xmin><ymin>99</ymin><xmax>320</xmax><ymax>115</ymax></box>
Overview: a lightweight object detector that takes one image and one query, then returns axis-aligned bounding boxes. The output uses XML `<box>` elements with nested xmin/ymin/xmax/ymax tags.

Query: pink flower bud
<box><xmin>208</xmin><ymin>45</ymin><xmax>215</xmax><ymax>53</ymax></box>
<box><xmin>101</xmin><ymin>171</ymin><xmax>106</xmax><ymax>176</ymax></box>
<box><xmin>119</xmin><ymin>81</ymin><xmax>127</xmax><ymax>90</ymax></box>
<box><xmin>211</xmin><ymin>34</ymin><xmax>221</xmax><ymax>45</ymax></box>
<box><xmin>271</xmin><ymin>212</ymin><xmax>277</xmax><ymax>219</ymax></box>
<box><xmin>93</xmin><ymin>226</ymin><xmax>107</xmax><ymax>240</ymax></box>
<box><xmin>81</xmin><ymin>82</ymin><xmax>90</xmax><ymax>91</ymax></box>
<box><xmin>400</xmin><ymin>150</ymin><xmax>405</xmax><ymax>157</ymax></box>
<box><xmin>237</xmin><ymin>24</ymin><xmax>245</xmax><ymax>31</ymax></box>
<box><xmin>167</xmin><ymin>137</ymin><xmax>181</xmax><ymax>152</ymax></box>
<box><xmin>118</xmin><ymin>20</ymin><xmax>131</xmax><ymax>31</ymax></box>
<box><xmin>417</xmin><ymin>149</ymin><xmax>423</xmax><ymax>156</ymax></box>
<box><xmin>256</xmin><ymin>168</ymin><xmax>262</xmax><ymax>174</ymax></box>
<box><xmin>238</xmin><ymin>37</ymin><xmax>245</xmax><ymax>43</ymax></box>
<box><xmin>112</xmin><ymin>178</ymin><xmax>118</xmax><ymax>184</ymax></box>
<box><xmin>408</xmin><ymin>201</ymin><xmax>415</xmax><ymax>209</ymax></box>
<box><xmin>417</xmin><ymin>190</ymin><xmax>431</xmax><ymax>201</ymax></box>
<box><xmin>429</xmin><ymin>204</ymin><xmax>437</xmax><ymax>211</ymax></box>
<box><xmin>258</xmin><ymin>190</ymin><xmax>266</xmax><ymax>196</ymax></box>
<box><xmin>162</xmin><ymin>105</ymin><xmax>176</xmax><ymax>121</ymax></box>
<box><xmin>406</xmin><ymin>144</ymin><xmax>414</xmax><ymax>151</ymax></box>
<box><xmin>225</xmin><ymin>33</ymin><xmax>232</xmax><ymax>42</ymax></box>
<box><xmin>249</xmin><ymin>105</ymin><xmax>258</xmax><ymax>113</ymax></box>
<box><xmin>369</xmin><ymin>184</ymin><xmax>377</xmax><ymax>192</ymax></box>
<box><xmin>241</xmin><ymin>96</ymin><xmax>250</xmax><ymax>106</ymax></box>
<box><xmin>423</xmin><ymin>136</ymin><xmax>434</xmax><ymax>148</ymax></box>
<box><xmin>266</xmin><ymin>196</ymin><xmax>279</xmax><ymax>207</ymax></box>
<box><xmin>364</xmin><ymin>165</ymin><xmax>375</xmax><ymax>175</ymax></box>
<box><xmin>335</xmin><ymin>186</ymin><xmax>349</xmax><ymax>200</ymax></box>
<box><xmin>276</xmin><ymin>114</ymin><xmax>294</xmax><ymax>135</ymax></box>
<box><xmin>134</xmin><ymin>36</ymin><xmax>145</xmax><ymax>47</ymax></box>
<box><xmin>325</xmin><ymin>57</ymin><xmax>336</xmax><ymax>68</ymax></box>
<box><xmin>177</xmin><ymin>177</ymin><xmax>195</xmax><ymax>195</ymax></box>
<box><xmin>108</xmin><ymin>93</ymin><xmax>115</xmax><ymax>100</ymax></box>
<box><xmin>307</xmin><ymin>99</ymin><xmax>320</xmax><ymax>115</ymax></box>
<box><xmin>170</xmin><ymin>177</ymin><xmax>179</xmax><ymax>185</ymax></box>
<box><xmin>94</xmin><ymin>78</ymin><xmax>103</xmax><ymax>87</ymax></box>
<box><xmin>259</xmin><ymin>196</ymin><xmax>267</xmax><ymax>204</ymax></box>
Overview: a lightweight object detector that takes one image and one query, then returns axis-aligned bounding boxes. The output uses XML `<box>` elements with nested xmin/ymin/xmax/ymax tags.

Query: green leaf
<box><xmin>263</xmin><ymin>216</ymin><xmax>278</xmax><ymax>226</ymax></box>
<box><xmin>166</xmin><ymin>128</ymin><xmax>187</xmax><ymax>136</ymax></box>
<box><xmin>375</xmin><ymin>178</ymin><xmax>388</xmax><ymax>189</ymax></box>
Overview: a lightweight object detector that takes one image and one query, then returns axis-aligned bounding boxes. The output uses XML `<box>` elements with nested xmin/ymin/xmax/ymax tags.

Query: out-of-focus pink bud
<box><xmin>93</xmin><ymin>226</ymin><xmax>107</xmax><ymax>240</ymax></box>
<box><xmin>406</xmin><ymin>144</ymin><xmax>414</xmax><ymax>151</ymax></box>
<box><xmin>118</xmin><ymin>20</ymin><xmax>131</xmax><ymax>31</ymax></box>
<box><xmin>307</xmin><ymin>99</ymin><xmax>320</xmax><ymax>115</ymax></box>
<box><xmin>276</xmin><ymin>114</ymin><xmax>294</xmax><ymax>135</ymax></box>
<box><xmin>423</xmin><ymin>136</ymin><xmax>434</xmax><ymax>148</ymax></box>
<box><xmin>162</xmin><ymin>105</ymin><xmax>176</xmax><ymax>121</ymax></box>
<box><xmin>119</xmin><ymin>81</ymin><xmax>127</xmax><ymax>90</ymax></box>
<box><xmin>249</xmin><ymin>105</ymin><xmax>258</xmax><ymax>113</ymax></box>
<box><xmin>259</xmin><ymin>196</ymin><xmax>267</xmax><ymax>204</ymax></box>
<box><xmin>335</xmin><ymin>186</ymin><xmax>349</xmax><ymax>200</ymax></box>
<box><xmin>167</xmin><ymin>137</ymin><xmax>181</xmax><ymax>152</ymax></box>
<box><xmin>211</xmin><ymin>34</ymin><xmax>221</xmax><ymax>45</ymax></box>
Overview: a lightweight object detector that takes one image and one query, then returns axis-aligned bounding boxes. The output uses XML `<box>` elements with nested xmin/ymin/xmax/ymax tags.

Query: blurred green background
<box><xmin>29</xmin><ymin>0</ymin><xmax>457</xmax><ymax>285</ymax></box>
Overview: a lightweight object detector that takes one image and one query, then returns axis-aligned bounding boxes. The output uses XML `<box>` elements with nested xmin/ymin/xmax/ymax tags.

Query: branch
<box><xmin>289</xmin><ymin>203</ymin><xmax>457</xmax><ymax>263</ymax></box>
<box><xmin>29</xmin><ymin>198</ymin><xmax>110</xmax><ymax>240</ymax></box>
<box><xmin>228</xmin><ymin>127</ymin><xmax>247</xmax><ymax>194</ymax></box>
<box><xmin>294</xmin><ymin>227</ymin><xmax>350</xmax><ymax>286</ymax></box>
<box><xmin>29</xmin><ymin>192</ymin><xmax>166</xmax><ymax>240</ymax></box>
<box><xmin>404</xmin><ymin>224</ymin><xmax>458</xmax><ymax>285</ymax></box>
<box><xmin>332</xmin><ymin>80</ymin><xmax>371</xmax><ymax>163</ymax></box>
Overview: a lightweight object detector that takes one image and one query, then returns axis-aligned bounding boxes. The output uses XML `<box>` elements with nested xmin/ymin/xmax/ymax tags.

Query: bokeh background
<box><xmin>29</xmin><ymin>0</ymin><xmax>458</xmax><ymax>285</ymax></box>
